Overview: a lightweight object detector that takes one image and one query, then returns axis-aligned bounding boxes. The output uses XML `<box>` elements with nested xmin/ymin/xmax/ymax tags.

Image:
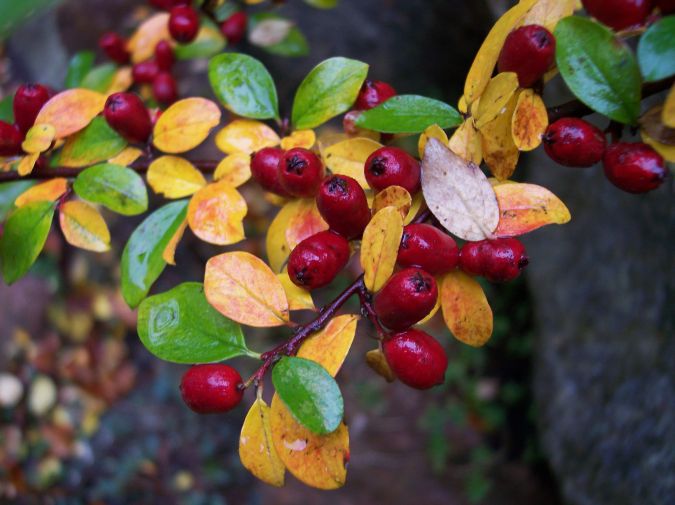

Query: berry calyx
<box><xmin>582</xmin><ymin>0</ymin><xmax>653</xmax><ymax>31</ymax></box>
<box><xmin>354</xmin><ymin>80</ymin><xmax>396</xmax><ymax>110</ymax></box>
<box><xmin>382</xmin><ymin>329</ymin><xmax>448</xmax><ymax>390</ymax></box>
<box><xmin>152</xmin><ymin>72</ymin><xmax>179</xmax><ymax>104</ymax></box>
<box><xmin>168</xmin><ymin>5</ymin><xmax>200</xmax><ymax>43</ymax></box>
<box><xmin>250</xmin><ymin>147</ymin><xmax>291</xmax><ymax>197</ymax></box>
<box><xmin>497</xmin><ymin>25</ymin><xmax>555</xmax><ymax>88</ymax></box>
<box><xmin>279</xmin><ymin>147</ymin><xmax>325</xmax><ymax>197</ymax></box>
<box><xmin>220</xmin><ymin>11</ymin><xmax>248</xmax><ymax>45</ymax></box>
<box><xmin>364</xmin><ymin>146</ymin><xmax>421</xmax><ymax>194</ymax></box>
<box><xmin>543</xmin><ymin>118</ymin><xmax>607</xmax><ymax>167</ymax></box>
<box><xmin>460</xmin><ymin>238</ymin><xmax>529</xmax><ymax>283</ymax></box>
<box><xmin>103</xmin><ymin>92</ymin><xmax>153</xmax><ymax>144</ymax></box>
<box><xmin>374</xmin><ymin>267</ymin><xmax>438</xmax><ymax>331</ymax></box>
<box><xmin>603</xmin><ymin>142</ymin><xmax>667</xmax><ymax>193</ymax></box>
<box><xmin>179</xmin><ymin>364</ymin><xmax>244</xmax><ymax>414</ymax></box>
<box><xmin>98</xmin><ymin>32</ymin><xmax>130</xmax><ymax>65</ymax></box>
<box><xmin>154</xmin><ymin>40</ymin><xmax>175</xmax><ymax>71</ymax></box>
<box><xmin>132</xmin><ymin>60</ymin><xmax>160</xmax><ymax>84</ymax></box>
<box><xmin>13</xmin><ymin>83</ymin><xmax>52</xmax><ymax>134</ymax></box>
<box><xmin>288</xmin><ymin>230</ymin><xmax>351</xmax><ymax>290</ymax></box>
<box><xmin>0</xmin><ymin>121</ymin><xmax>23</xmax><ymax>157</ymax></box>
<box><xmin>397</xmin><ymin>224</ymin><xmax>459</xmax><ymax>274</ymax></box>
<box><xmin>316</xmin><ymin>175</ymin><xmax>371</xmax><ymax>239</ymax></box>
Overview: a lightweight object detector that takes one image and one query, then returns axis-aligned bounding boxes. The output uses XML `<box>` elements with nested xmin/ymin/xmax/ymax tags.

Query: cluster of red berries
<box><xmin>582</xmin><ymin>0</ymin><xmax>674</xmax><ymax>31</ymax></box>
<box><xmin>0</xmin><ymin>83</ymin><xmax>54</xmax><ymax>158</ymax></box>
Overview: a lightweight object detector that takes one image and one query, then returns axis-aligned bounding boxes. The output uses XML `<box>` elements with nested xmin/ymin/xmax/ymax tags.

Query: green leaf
<box><xmin>208</xmin><ymin>53</ymin><xmax>279</xmax><ymax>120</ymax></box>
<box><xmin>355</xmin><ymin>95</ymin><xmax>462</xmax><ymax>133</ymax></box>
<box><xmin>175</xmin><ymin>17</ymin><xmax>226</xmax><ymax>60</ymax></box>
<box><xmin>65</xmin><ymin>51</ymin><xmax>95</xmax><ymax>89</ymax></box>
<box><xmin>555</xmin><ymin>16</ymin><xmax>642</xmax><ymax>125</ymax></box>
<box><xmin>0</xmin><ymin>200</ymin><xmax>55</xmax><ymax>284</ymax></box>
<box><xmin>120</xmin><ymin>200</ymin><xmax>188</xmax><ymax>308</ymax></box>
<box><xmin>303</xmin><ymin>0</ymin><xmax>338</xmax><ymax>8</ymax></box>
<box><xmin>0</xmin><ymin>181</ymin><xmax>34</xmax><ymax>220</ymax></box>
<box><xmin>272</xmin><ymin>356</ymin><xmax>343</xmax><ymax>435</ymax></box>
<box><xmin>0</xmin><ymin>94</ymin><xmax>14</xmax><ymax>123</ymax></box>
<box><xmin>57</xmin><ymin>116</ymin><xmax>127</xmax><ymax>168</ymax></box>
<box><xmin>80</xmin><ymin>63</ymin><xmax>117</xmax><ymax>93</ymax></box>
<box><xmin>0</xmin><ymin>0</ymin><xmax>60</xmax><ymax>40</ymax></box>
<box><xmin>638</xmin><ymin>16</ymin><xmax>675</xmax><ymax>82</ymax></box>
<box><xmin>213</xmin><ymin>2</ymin><xmax>239</xmax><ymax>22</ymax></box>
<box><xmin>138</xmin><ymin>282</ymin><xmax>254</xmax><ymax>363</ymax></box>
<box><xmin>73</xmin><ymin>163</ymin><xmax>148</xmax><ymax>216</ymax></box>
<box><xmin>291</xmin><ymin>57</ymin><xmax>368</xmax><ymax>129</ymax></box>
<box><xmin>249</xmin><ymin>13</ymin><xmax>309</xmax><ymax>58</ymax></box>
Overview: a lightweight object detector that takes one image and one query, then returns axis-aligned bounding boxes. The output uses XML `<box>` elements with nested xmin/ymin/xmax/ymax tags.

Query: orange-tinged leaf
<box><xmin>187</xmin><ymin>181</ymin><xmax>247</xmax><ymax>245</ymax></box>
<box><xmin>147</xmin><ymin>155</ymin><xmax>207</xmax><ymax>198</ymax></box>
<box><xmin>479</xmin><ymin>92</ymin><xmax>519</xmax><ymax>180</ymax></box>
<box><xmin>365</xmin><ymin>348</ymin><xmax>396</xmax><ymax>382</ymax></box>
<box><xmin>162</xmin><ymin>218</ymin><xmax>187</xmax><ymax>265</ymax></box>
<box><xmin>239</xmin><ymin>398</ymin><xmax>285</xmax><ymax>487</ymax></box>
<box><xmin>641</xmin><ymin>131</ymin><xmax>675</xmax><ymax>162</ymax></box>
<box><xmin>449</xmin><ymin>120</ymin><xmax>483</xmax><ymax>165</ymax></box>
<box><xmin>214</xmin><ymin>153</ymin><xmax>252</xmax><ymax>187</ymax></box>
<box><xmin>127</xmin><ymin>13</ymin><xmax>171</xmax><ymax>63</ymax></box>
<box><xmin>520</xmin><ymin>0</ymin><xmax>579</xmax><ymax>31</ymax></box>
<box><xmin>59</xmin><ymin>200</ymin><xmax>111</xmax><ymax>252</ymax></box>
<box><xmin>322</xmin><ymin>137</ymin><xmax>382</xmax><ymax>189</ymax></box>
<box><xmin>215</xmin><ymin>119</ymin><xmax>280</xmax><ymax>155</ymax></box>
<box><xmin>17</xmin><ymin>153</ymin><xmax>39</xmax><ymax>176</ymax></box>
<box><xmin>371</xmin><ymin>185</ymin><xmax>412</xmax><ymax>219</ymax></box>
<box><xmin>278</xmin><ymin>270</ymin><xmax>315</xmax><ymax>311</ymax></box>
<box><xmin>474</xmin><ymin>72</ymin><xmax>519</xmax><ymax>128</ymax></box>
<box><xmin>511</xmin><ymin>89</ymin><xmax>548</xmax><ymax>151</ymax></box>
<box><xmin>21</xmin><ymin>124</ymin><xmax>55</xmax><ymax>154</ymax></box>
<box><xmin>297</xmin><ymin>314</ymin><xmax>359</xmax><ymax>376</ymax></box>
<box><xmin>663</xmin><ymin>84</ymin><xmax>675</xmax><ymax>128</ymax></box>
<box><xmin>281</xmin><ymin>129</ymin><xmax>316</xmax><ymax>150</ymax></box>
<box><xmin>204</xmin><ymin>251</ymin><xmax>289</xmax><ymax>327</ymax></box>
<box><xmin>34</xmin><ymin>89</ymin><xmax>106</xmax><ymax>139</ymax></box>
<box><xmin>418</xmin><ymin>124</ymin><xmax>448</xmax><ymax>159</ymax></box>
<box><xmin>360</xmin><ymin>206</ymin><xmax>404</xmax><ymax>292</ymax></box>
<box><xmin>285</xmin><ymin>198</ymin><xmax>329</xmax><ymax>251</ymax></box>
<box><xmin>15</xmin><ymin>178</ymin><xmax>68</xmax><ymax>207</ymax></box>
<box><xmin>108</xmin><ymin>146</ymin><xmax>143</xmax><ymax>166</ymax></box>
<box><xmin>440</xmin><ymin>271</ymin><xmax>493</xmax><ymax>347</ymax></box>
<box><xmin>153</xmin><ymin>98</ymin><xmax>222</xmax><ymax>154</ymax></box>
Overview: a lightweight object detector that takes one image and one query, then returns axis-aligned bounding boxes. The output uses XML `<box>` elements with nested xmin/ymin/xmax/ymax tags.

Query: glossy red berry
<box><xmin>655</xmin><ymin>0</ymin><xmax>675</xmax><ymax>13</ymax></box>
<box><xmin>543</xmin><ymin>118</ymin><xmax>607</xmax><ymax>167</ymax></box>
<box><xmin>354</xmin><ymin>80</ymin><xmax>397</xmax><ymax>111</ymax></box>
<box><xmin>132</xmin><ymin>60</ymin><xmax>160</xmax><ymax>84</ymax></box>
<box><xmin>460</xmin><ymin>238</ymin><xmax>529</xmax><ymax>283</ymax></box>
<box><xmin>316</xmin><ymin>175</ymin><xmax>371</xmax><ymax>239</ymax></box>
<box><xmin>603</xmin><ymin>142</ymin><xmax>667</xmax><ymax>194</ymax></box>
<box><xmin>288</xmin><ymin>231</ymin><xmax>351</xmax><ymax>290</ymax></box>
<box><xmin>364</xmin><ymin>146</ymin><xmax>421</xmax><ymax>194</ymax></box>
<box><xmin>98</xmin><ymin>32</ymin><xmax>130</xmax><ymax>65</ymax></box>
<box><xmin>13</xmin><ymin>84</ymin><xmax>52</xmax><ymax>134</ymax></box>
<box><xmin>169</xmin><ymin>5</ymin><xmax>200</xmax><ymax>43</ymax></box>
<box><xmin>250</xmin><ymin>147</ymin><xmax>291</xmax><ymax>197</ymax></box>
<box><xmin>497</xmin><ymin>25</ymin><xmax>555</xmax><ymax>88</ymax></box>
<box><xmin>179</xmin><ymin>364</ymin><xmax>243</xmax><ymax>414</ymax></box>
<box><xmin>374</xmin><ymin>268</ymin><xmax>438</xmax><ymax>331</ymax></box>
<box><xmin>397</xmin><ymin>224</ymin><xmax>459</xmax><ymax>275</ymax></box>
<box><xmin>104</xmin><ymin>92</ymin><xmax>152</xmax><ymax>144</ymax></box>
<box><xmin>220</xmin><ymin>11</ymin><xmax>247</xmax><ymax>44</ymax></box>
<box><xmin>150</xmin><ymin>0</ymin><xmax>191</xmax><ymax>10</ymax></box>
<box><xmin>0</xmin><ymin>121</ymin><xmax>23</xmax><ymax>157</ymax></box>
<box><xmin>279</xmin><ymin>147</ymin><xmax>325</xmax><ymax>197</ymax></box>
<box><xmin>383</xmin><ymin>329</ymin><xmax>447</xmax><ymax>389</ymax></box>
<box><xmin>155</xmin><ymin>40</ymin><xmax>175</xmax><ymax>71</ymax></box>
<box><xmin>582</xmin><ymin>0</ymin><xmax>653</xmax><ymax>31</ymax></box>
<box><xmin>342</xmin><ymin>110</ymin><xmax>362</xmax><ymax>135</ymax></box>
<box><xmin>152</xmin><ymin>72</ymin><xmax>178</xmax><ymax>104</ymax></box>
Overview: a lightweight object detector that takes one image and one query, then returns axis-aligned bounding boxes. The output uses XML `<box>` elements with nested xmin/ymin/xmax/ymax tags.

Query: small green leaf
<box><xmin>303</xmin><ymin>0</ymin><xmax>338</xmax><ymax>8</ymax></box>
<box><xmin>213</xmin><ymin>2</ymin><xmax>239</xmax><ymax>22</ymax></box>
<box><xmin>638</xmin><ymin>16</ymin><xmax>675</xmax><ymax>82</ymax></box>
<box><xmin>272</xmin><ymin>356</ymin><xmax>343</xmax><ymax>435</ymax></box>
<box><xmin>0</xmin><ymin>94</ymin><xmax>15</xmax><ymax>123</ymax></box>
<box><xmin>175</xmin><ymin>17</ymin><xmax>226</xmax><ymax>60</ymax></box>
<box><xmin>120</xmin><ymin>200</ymin><xmax>188</xmax><ymax>308</ymax></box>
<box><xmin>208</xmin><ymin>53</ymin><xmax>279</xmax><ymax>119</ymax></box>
<box><xmin>355</xmin><ymin>95</ymin><xmax>462</xmax><ymax>133</ymax></box>
<box><xmin>80</xmin><ymin>63</ymin><xmax>117</xmax><ymax>93</ymax></box>
<box><xmin>248</xmin><ymin>13</ymin><xmax>309</xmax><ymax>58</ymax></box>
<box><xmin>0</xmin><ymin>200</ymin><xmax>55</xmax><ymax>284</ymax></box>
<box><xmin>57</xmin><ymin>116</ymin><xmax>127</xmax><ymax>168</ymax></box>
<box><xmin>555</xmin><ymin>16</ymin><xmax>642</xmax><ymax>125</ymax></box>
<box><xmin>0</xmin><ymin>180</ymin><xmax>34</xmax><ymax>219</ymax></box>
<box><xmin>65</xmin><ymin>51</ymin><xmax>95</xmax><ymax>89</ymax></box>
<box><xmin>73</xmin><ymin>163</ymin><xmax>148</xmax><ymax>215</ymax></box>
<box><xmin>291</xmin><ymin>57</ymin><xmax>368</xmax><ymax>129</ymax></box>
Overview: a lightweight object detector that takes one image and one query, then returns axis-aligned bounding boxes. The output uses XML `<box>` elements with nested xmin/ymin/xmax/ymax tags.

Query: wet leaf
<box><xmin>187</xmin><ymin>181</ymin><xmax>247</xmax><ymax>245</ymax></box>
<box><xmin>215</xmin><ymin>119</ymin><xmax>280</xmax><ymax>154</ymax></box>
<box><xmin>127</xmin><ymin>13</ymin><xmax>171</xmax><ymax>63</ymax></box>
<box><xmin>474</xmin><ymin>72</ymin><xmax>519</xmax><ymax>129</ymax></box>
<box><xmin>278</xmin><ymin>270</ymin><xmax>315</xmax><ymax>311</ymax></box>
<box><xmin>322</xmin><ymin>137</ymin><xmax>382</xmax><ymax>188</ymax></box>
<box><xmin>281</xmin><ymin>129</ymin><xmax>316</xmax><ymax>150</ymax></box>
<box><xmin>14</xmin><ymin>178</ymin><xmax>67</xmax><ymax>207</ymax></box>
<box><xmin>214</xmin><ymin>153</ymin><xmax>252</xmax><ymax>186</ymax></box>
<box><xmin>153</xmin><ymin>98</ymin><xmax>222</xmax><ymax>154</ymax></box>
<box><xmin>360</xmin><ymin>206</ymin><xmax>404</xmax><ymax>292</ymax></box>
<box><xmin>297</xmin><ymin>314</ymin><xmax>359</xmax><ymax>376</ymax></box>
<box><xmin>371</xmin><ymin>186</ymin><xmax>411</xmax><ymax>219</ymax></box>
<box><xmin>22</xmin><ymin>124</ymin><xmax>55</xmax><ymax>154</ymax></box>
<box><xmin>59</xmin><ymin>200</ymin><xmax>110</xmax><ymax>252</ymax></box>
<box><xmin>511</xmin><ymin>89</ymin><xmax>548</xmax><ymax>151</ymax></box>
<box><xmin>58</xmin><ymin>116</ymin><xmax>127</xmax><ymax>167</ymax></box>
<box><xmin>637</xmin><ymin>16</ymin><xmax>675</xmax><ymax>83</ymax></box>
<box><xmin>480</xmin><ymin>93</ymin><xmax>519</xmax><ymax>180</ymax></box>
<box><xmin>148</xmin><ymin>156</ymin><xmax>207</xmax><ymax>198</ymax></box>
<box><xmin>34</xmin><ymin>89</ymin><xmax>106</xmax><ymax>139</ymax></box>
<box><xmin>418</xmin><ymin>124</ymin><xmax>448</xmax><ymax>159</ymax></box>
<box><xmin>448</xmin><ymin>120</ymin><xmax>483</xmax><ymax>165</ymax></box>
<box><xmin>240</xmin><ymin>398</ymin><xmax>285</xmax><ymax>487</ymax></box>
<box><xmin>356</xmin><ymin>95</ymin><xmax>462</xmax><ymax>134</ymax></box>
<box><xmin>73</xmin><ymin>163</ymin><xmax>148</xmax><ymax>215</ymax></box>
<box><xmin>440</xmin><ymin>271</ymin><xmax>493</xmax><ymax>347</ymax></box>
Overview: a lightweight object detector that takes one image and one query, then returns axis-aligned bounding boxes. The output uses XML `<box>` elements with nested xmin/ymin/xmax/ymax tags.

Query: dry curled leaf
<box><xmin>187</xmin><ymin>181</ymin><xmax>247</xmax><ymax>245</ymax></box>
<box><xmin>297</xmin><ymin>314</ymin><xmax>359</xmax><ymax>376</ymax></box>
<box><xmin>153</xmin><ymin>98</ymin><xmax>222</xmax><ymax>154</ymax></box>
<box><xmin>474</xmin><ymin>72</ymin><xmax>519</xmax><ymax>129</ymax></box>
<box><xmin>511</xmin><ymin>89</ymin><xmax>548</xmax><ymax>151</ymax></box>
<box><xmin>480</xmin><ymin>92</ymin><xmax>519</xmax><ymax>180</ymax></box>
<box><xmin>441</xmin><ymin>271</ymin><xmax>493</xmax><ymax>347</ymax></box>
<box><xmin>448</xmin><ymin>120</ymin><xmax>483</xmax><ymax>165</ymax></box>
<box><xmin>360</xmin><ymin>206</ymin><xmax>404</xmax><ymax>292</ymax></box>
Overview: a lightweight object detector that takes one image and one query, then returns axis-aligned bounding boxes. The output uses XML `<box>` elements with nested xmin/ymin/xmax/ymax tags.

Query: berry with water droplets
<box><xmin>603</xmin><ymin>142</ymin><xmax>667</xmax><ymax>193</ymax></box>
<box><xmin>279</xmin><ymin>147</ymin><xmax>325</xmax><ymax>197</ymax></box>
<box><xmin>383</xmin><ymin>329</ymin><xmax>448</xmax><ymax>389</ymax></box>
<box><xmin>397</xmin><ymin>224</ymin><xmax>459</xmax><ymax>274</ymax></box>
<box><xmin>374</xmin><ymin>267</ymin><xmax>438</xmax><ymax>331</ymax></box>
<box><xmin>460</xmin><ymin>238</ymin><xmax>529</xmax><ymax>283</ymax></box>
<box><xmin>364</xmin><ymin>146</ymin><xmax>421</xmax><ymax>194</ymax></box>
<box><xmin>180</xmin><ymin>364</ymin><xmax>243</xmax><ymax>414</ymax></box>
<box><xmin>543</xmin><ymin>118</ymin><xmax>607</xmax><ymax>167</ymax></box>
<box><xmin>497</xmin><ymin>25</ymin><xmax>555</xmax><ymax>88</ymax></box>
<box><xmin>316</xmin><ymin>175</ymin><xmax>371</xmax><ymax>239</ymax></box>
<box><xmin>288</xmin><ymin>231</ymin><xmax>351</xmax><ymax>290</ymax></box>
<box><xmin>250</xmin><ymin>147</ymin><xmax>290</xmax><ymax>197</ymax></box>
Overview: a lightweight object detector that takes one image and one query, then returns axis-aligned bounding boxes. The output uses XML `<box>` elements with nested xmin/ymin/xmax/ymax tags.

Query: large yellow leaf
<box><xmin>215</xmin><ymin>119</ymin><xmax>280</xmax><ymax>155</ymax></box>
<box><xmin>34</xmin><ymin>89</ymin><xmax>106</xmax><ymax>139</ymax></box>
<box><xmin>480</xmin><ymin>92</ymin><xmax>519</xmax><ymax>180</ymax></box>
<box><xmin>511</xmin><ymin>89</ymin><xmax>548</xmax><ymax>151</ymax></box>
<box><xmin>204</xmin><ymin>251</ymin><xmax>289</xmax><ymax>327</ymax></box>
<box><xmin>448</xmin><ymin>120</ymin><xmax>483</xmax><ymax>165</ymax></box>
<box><xmin>278</xmin><ymin>270</ymin><xmax>315</xmax><ymax>311</ymax></box>
<box><xmin>520</xmin><ymin>0</ymin><xmax>579</xmax><ymax>31</ymax></box>
<box><xmin>297</xmin><ymin>314</ymin><xmax>359</xmax><ymax>376</ymax></box>
<box><xmin>360</xmin><ymin>206</ymin><xmax>404</xmax><ymax>292</ymax></box>
<box><xmin>239</xmin><ymin>398</ymin><xmax>285</xmax><ymax>487</ymax></box>
<box><xmin>440</xmin><ymin>271</ymin><xmax>493</xmax><ymax>347</ymax></box>
<box><xmin>126</xmin><ymin>13</ymin><xmax>171</xmax><ymax>64</ymax></box>
<box><xmin>187</xmin><ymin>181</ymin><xmax>247</xmax><ymax>245</ymax></box>
<box><xmin>147</xmin><ymin>155</ymin><xmax>207</xmax><ymax>198</ymax></box>
<box><xmin>322</xmin><ymin>137</ymin><xmax>382</xmax><ymax>189</ymax></box>
<box><xmin>417</xmin><ymin>124</ymin><xmax>448</xmax><ymax>159</ymax></box>
<box><xmin>285</xmin><ymin>198</ymin><xmax>329</xmax><ymax>251</ymax></box>
<box><xmin>371</xmin><ymin>185</ymin><xmax>411</xmax><ymax>219</ymax></box>
<box><xmin>474</xmin><ymin>72</ymin><xmax>519</xmax><ymax>129</ymax></box>
<box><xmin>15</xmin><ymin>178</ymin><xmax>68</xmax><ymax>207</ymax></box>
<box><xmin>214</xmin><ymin>153</ymin><xmax>252</xmax><ymax>187</ymax></box>
<box><xmin>153</xmin><ymin>98</ymin><xmax>222</xmax><ymax>154</ymax></box>
<box><xmin>58</xmin><ymin>200</ymin><xmax>111</xmax><ymax>252</ymax></box>
<box><xmin>281</xmin><ymin>129</ymin><xmax>316</xmax><ymax>150</ymax></box>
<box><xmin>21</xmin><ymin>124</ymin><xmax>55</xmax><ymax>154</ymax></box>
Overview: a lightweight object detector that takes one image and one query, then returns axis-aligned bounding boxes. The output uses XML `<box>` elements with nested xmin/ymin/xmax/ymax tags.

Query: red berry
<box><xmin>354</xmin><ymin>80</ymin><xmax>397</xmax><ymax>111</ymax></box>
<box><xmin>364</xmin><ymin>146</ymin><xmax>421</xmax><ymax>194</ymax></box>
<box><xmin>152</xmin><ymin>72</ymin><xmax>178</xmax><ymax>104</ymax></box>
<box><xmin>132</xmin><ymin>60</ymin><xmax>160</xmax><ymax>84</ymax></box>
<box><xmin>603</xmin><ymin>142</ymin><xmax>667</xmax><ymax>193</ymax></box>
<box><xmin>250</xmin><ymin>147</ymin><xmax>291</xmax><ymax>197</ymax></box>
<box><xmin>582</xmin><ymin>0</ymin><xmax>653</xmax><ymax>30</ymax></box>
<box><xmin>104</xmin><ymin>92</ymin><xmax>152</xmax><ymax>144</ymax></box>
<box><xmin>374</xmin><ymin>267</ymin><xmax>438</xmax><ymax>331</ymax></box>
<box><xmin>543</xmin><ymin>118</ymin><xmax>607</xmax><ymax>167</ymax></box>
<box><xmin>0</xmin><ymin>121</ymin><xmax>23</xmax><ymax>156</ymax></box>
<box><xmin>13</xmin><ymin>84</ymin><xmax>52</xmax><ymax>134</ymax></box>
<box><xmin>150</xmin><ymin>0</ymin><xmax>191</xmax><ymax>10</ymax></box>
<box><xmin>279</xmin><ymin>147</ymin><xmax>325</xmax><ymax>197</ymax></box>
<box><xmin>397</xmin><ymin>224</ymin><xmax>459</xmax><ymax>275</ymax></box>
<box><xmin>179</xmin><ymin>364</ymin><xmax>243</xmax><ymax>414</ymax></box>
<box><xmin>497</xmin><ymin>25</ymin><xmax>555</xmax><ymax>88</ymax></box>
<box><xmin>155</xmin><ymin>40</ymin><xmax>175</xmax><ymax>71</ymax></box>
<box><xmin>382</xmin><ymin>329</ymin><xmax>448</xmax><ymax>389</ymax></box>
<box><xmin>169</xmin><ymin>5</ymin><xmax>200</xmax><ymax>43</ymax></box>
<box><xmin>288</xmin><ymin>231</ymin><xmax>351</xmax><ymax>290</ymax></box>
<box><xmin>342</xmin><ymin>110</ymin><xmax>361</xmax><ymax>135</ymax></box>
<box><xmin>220</xmin><ymin>11</ymin><xmax>247</xmax><ymax>44</ymax></box>
<box><xmin>98</xmin><ymin>32</ymin><xmax>130</xmax><ymax>65</ymax></box>
<box><xmin>655</xmin><ymin>0</ymin><xmax>675</xmax><ymax>13</ymax></box>
<box><xmin>316</xmin><ymin>175</ymin><xmax>371</xmax><ymax>239</ymax></box>
<box><xmin>460</xmin><ymin>238</ymin><xmax>529</xmax><ymax>283</ymax></box>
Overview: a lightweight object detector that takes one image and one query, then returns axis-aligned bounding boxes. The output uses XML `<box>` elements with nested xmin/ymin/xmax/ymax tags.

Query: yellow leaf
<box><xmin>417</xmin><ymin>289</ymin><xmax>441</xmax><ymax>325</ymax></box>
<box><xmin>365</xmin><ymin>348</ymin><xmax>396</xmax><ymax>382</ymax></box>
<box><xmin>108</xmin><ymin>146</ymin><xmax>143</xmax><ymax>166</ymax></box>
<box><xmin>278</xmin><ymin>270</ymin><xmax>315</xmax><ymax>311</ymax></box>
<box><xmin>322</xmin><ymin>137</ymin><xmax>382</xmax><ymax>189</ymax></box>
<box><xmin>162</xmin><ymin>218</ymin><xmax>187</xmax><ymax>265</ymax></box>
<box><xmin>204</xmin><ymin>251</ymin><xmax>290</xmax><ymax>327</ymax></box>
<box><xmin>285</xmin><ymin>198</ymin><xmax>329</xmax><ymax>251</ymax></box>
<box><xmin>15</xmin><ymin>178</ymin><xmax>68</xmax><ymax>207</ymax></box>
<box><xmin>403</xmin><ymin>192</ymin><xmax>426</xmax><ymax>225</ymax></box>
<box><xmin>642</xmin><ymin>131</ymin><xmax>675</xmax><ymax>162</ymax></box>
<box><xmin>448</xmin><ymin>120</ymin><xmax>483</xmax><ymax>165</ymax></box>
<box><xmin>105</xmin><ymin>66</ymin><xmax>133</xmax><ymax>96</ymax></box>
<box><xmin>153</xmin><ymin>98</ymin><xmax>222</xmax><ymax>154</ymax></box>
<box><xmin>520</xmin><ymin>0</ymin><xmax>579</xmax><ymax>31</ymax></box>
<box><xmin>59</xmin><ymin>200</ymin><xmax>111</xmax><ymax>252</ymax></box>
<box><xmin>297</xmin><ymin>314</ymin><xmax>359</xmax><ymax>376</ymax></box>
<box><xmin>215</xmin><ymin>119</ymin><xmax>280</xmax><ymax>155</ymax></box>
<box><xmin>474</xmin><ymin>72</ymin><xmax>519</xmax><ymax>129</ymax></box>
<box><xmin>417</xmin><ymin>124</ymin><xmax>449</xmax><ymax>159</ymax></box>
<box><xmin>266</xmin><ymin>201</ymin><xmax>298</xmax><ymax>273</ymax></box>
<box><xmin>270</xmin><ymin>394</ymin><xmax>349</xmax><ymax>490</ymax></box>
<box><xmin>187</xmin><ymin>181</ymin><xmax>247</xmax><ymax>245</ymax></box>
<box><xmin>148</xmin><ymin>155</ymin><xmax>207</xmax><ymax>198</ymax></box>
<box><xmin>663</xmin><ymin>84</ymin><xmax>675</xmax><ymax>128</ymax></box>
<box><xmin>281</xmin><ymin>129</ymin><xmax>316</xmax><ymax>150</ymax></box>
<box><xmin>214</xmin><ymin>153</ymin><xmax>252</xmax><ymax>187</ymax></box>
<box><xmin>371</xmin><ymin>185</ymin><xmax>412</xmax><ymax>219</ymax></box>
<box><xmin>440</xmin><ymin>271</ymin><xmax>493</xmax><ymax>347</ymax></box>
<box><xmin>127</xmin><ymin>13</ymin><xmax>171</xmax><ymax>64</ymax></box>
<box><xmin>21</xmin><ymin>124</ymin><xmax>55</xmax><ymax>154</ymax></box>
<box><xmin>17</xmin><ymin>153</ymin><xmax>39</xmax><ymax>176</ymax></box>
<box><xmin>511</xmin><ymin>89</ymin><xmax>548</xmax><ymax>151</ymax></box>
<box><xmin>239</xmin><ymin>398</ymin><xmax>285</xmax><ymax>487</ymax></box>
<box><xmin>458</xmin><ymin>95</ymin><xmax>468</xmax><ymax>114</ymax></box>
<box><xmin>34</xmin><ymin>89</ymin><xmax>106</xmax><ymax>139</ymax></box>
<box><xmin>360</xmin><ymin>206</ymin><xmax>404</xmax><ymax>292</ymax></box>
<box><xmin>480</xmin><ymin>92</ymin><xmax>519</xmax><ymax>180</ymax></box>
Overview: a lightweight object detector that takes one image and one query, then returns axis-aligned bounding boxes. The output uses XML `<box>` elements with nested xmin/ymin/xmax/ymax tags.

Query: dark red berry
<box><xmin>220</xmin><ymin>11</ymin><xmax>247</xmax><ymax>44</ymax></box>
<box><xmin>288</xmin><ymin>231</ymin><xmax>351</xmax><ymax>290</ymax></box>
<box><xmin>374</xmin><ymin>267</ymin><xmax>438</xmax><ymax>331</ymax></box>
<box><xmin>98</xmin><ymin>32</ymin><xmax>130</xmax><ymax>65</ymax></box>
<box><xmin>655</xmin><ymin>0</ymin><xmax>675</xmax><ymax>14</ymax></box>
<box><xmin>155</xmin><ymin>40</ymin><xmax>175</xmax><ymax>71</ymax></box>
<box><xmin>354</xmin><ymin>80</ymin><xmax>397</xmax><ymax>111</ymax></box>
<box><xmin>150</xmin><ymin>0</ymin><xmax>191</xmax><ymax>10</ymax></box>
<box><xmin>104</xmin><ymin>92</ymin><xmax>152</xmax><ymax>144</ymax></box>
<box><xmin>582</xmin><ymin>0</ymin><xmax>653</xmax><ymax>30</ymax></box>
<box><xmin>13</xmin><ymin>84</ymin><xmax>52</xmax><ymax>134</ymax></box>
<box><xmin>497</xmin><ymin>25</ymin><xmax>555</xmax><ymax>88</ymax></box>
<box><xmin>364</xmin><ymin>146</ymin><xmax>421</xmax><ymax>194</ymax></box>
<box><xmin>152</xmin><ymin>72</ymin><xmax>178</xmax><ymax>104</ymax></box>
<box><xmin>179</xmin><ymin>364</ymin><xmax>243</xmax><ymax>414</ymax></box>
<box><xmin>279</xmin><ymin>147</ymin><xmax>325</xmax><ymax>197</ymax></box>
<box><xmin>397</xmin><ymin>224</ymin><xmax>459</xmax><ymax>275</ymax></box>
<box><xmin>0</xmin><ymin>121</ymin><xmax>23</xmax><ymax>157</ymax></box>
<box><xmin>603</xmin><ymin>142</ymin><xmax>667</xmax><ymax>193</ymax></box>
<box><xmin>132</xmin><ymin>60</ymin><xmax>160</xmax><ymax>84</ymax></box>
<box><xmin>316</xmin><ymin>175</ymin><xmax>371</xmax><ymax>239</ymax></box>
<box><xmin>382</xmin><ymin>329</ymin><xmax>448</xmax><ymax>390</ymax></box>
<box><xmin>460</xmin><ymin>238</ymin><xmax>529</xmax><ymax>283</ymax></box>
<box><xmin>169</xmin><ymin>5</ymin><xmax>200</xmax><ymax>43</ymax></box>
<box><xmin>250</xmin><ymin>147</ymin><xmax>291</xmax><ymax>197</ymax></box>
<box><xmin>342</xmin><ymin>110</ymin><xmax>362</xmax><ymax>135</ymax></box>
<box><xmin>543</xmin><ymin>118</ymin><xmax>607</xmax><ymax>167</ymax></box>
